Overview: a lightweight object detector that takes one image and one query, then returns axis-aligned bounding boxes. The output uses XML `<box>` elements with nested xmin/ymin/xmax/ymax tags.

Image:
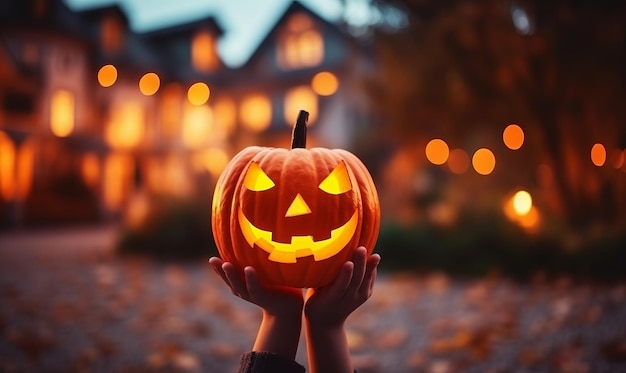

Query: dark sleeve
<box><xmin>237</xmin><ymin>351</ymin><xmax>305</xmax><ymax>373</ymax></box>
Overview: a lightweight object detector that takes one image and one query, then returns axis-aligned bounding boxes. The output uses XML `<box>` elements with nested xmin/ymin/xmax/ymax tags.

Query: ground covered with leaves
<box><xmin>1</xmin><ymin>225</ymin><xmax>625</xmax><ymax>372</ymax></box>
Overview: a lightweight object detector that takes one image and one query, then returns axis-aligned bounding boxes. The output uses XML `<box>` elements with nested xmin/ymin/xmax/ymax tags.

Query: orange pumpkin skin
<box><xmin>211</xmin><ymin>145</ymin><xmax>380</xmax><ymax>288</ymax></box>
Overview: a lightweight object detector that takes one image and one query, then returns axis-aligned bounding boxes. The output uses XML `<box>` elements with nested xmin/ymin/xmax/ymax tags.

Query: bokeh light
<box><xmin>240</xmin><ymin>94</ymin><xmax>271</xmax><ymax>131</ymax></box>
<box><xmin>311</xmin><ymin>71</ymin><xmax>338</xmax><ymax>96</ymax></box>
<box><xmin>139</xmin><ymin>72</ymin><xmax>160</xmax><ymax>96</ymax></box>
<box><xmin>447</xmin><ymin>148</ymin><xmax>469</xmax><ymax>174</ymax></box>
<box><xmin>472</xmin><ymin>148</ymin><xmax>496</xmax><ymax>175</ymax></box>
<box><xmin>503</xmin><ymin>124</ymin><xmax>524</xmax><ymax>150</ymax></box>
<box><xmin>97</xmin><ymin>64</ymin><xmax>117</xmax><ymax>87</ymax></box>
<box><xmin>187</xmin><ymin>82</ymin><xmax>210</xmax><ymax>106</ymax></box>
<box><xmin>512</xmin><ymin>190</ymin><xmax>532</xmax><ymax>216</ymax></box>
<box><xmin>425</xmin><ymin>139</ymin><xmax>449</xmax><ymax>165</ymax></box>
<box><xmin>590</xmin><ymin>143</ymin><xmax>606</xmax><ymax>166</ymax></box>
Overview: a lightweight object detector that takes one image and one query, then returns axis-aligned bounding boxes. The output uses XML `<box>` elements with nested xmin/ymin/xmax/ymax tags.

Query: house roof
<box><xmin>240</xmin><ymin>1</ymin><xmax>350</xmax><ymax>69</ymax></box>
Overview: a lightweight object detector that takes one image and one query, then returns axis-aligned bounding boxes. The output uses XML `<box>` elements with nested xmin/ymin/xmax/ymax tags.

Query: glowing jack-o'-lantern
<box><xmin>212</xmin><ymin>111</ymin><xmax>380</xmax><ymax>288</ymax></box>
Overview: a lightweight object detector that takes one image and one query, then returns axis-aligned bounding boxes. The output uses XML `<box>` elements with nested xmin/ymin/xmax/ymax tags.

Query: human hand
<box><xmin>303</xmin><ymin>247</ymin><xmax>380</xmax><ymax>328</ymax></box>
<box><xmin>209</xmin><ymin>257</ymin><xmax>304</xmax><ymax>318</ymax></box>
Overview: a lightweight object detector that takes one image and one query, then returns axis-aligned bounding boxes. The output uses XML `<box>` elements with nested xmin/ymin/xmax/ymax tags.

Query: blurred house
<box><xmin>0</xmin><ymin>0</ymin><xmax>373</xmax><ymax>226</ymax></box>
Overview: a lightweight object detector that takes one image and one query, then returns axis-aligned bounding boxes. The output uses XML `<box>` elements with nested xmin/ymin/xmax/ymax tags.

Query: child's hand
<box><xmin>303</xmin><ymin>247</ymin><xmax>380</xmax><ymax>327</ymax></box>
<box><xmin>209</xmin><ymin>257</ymin><xmax>304</xmax><ymax>318</ymax></box>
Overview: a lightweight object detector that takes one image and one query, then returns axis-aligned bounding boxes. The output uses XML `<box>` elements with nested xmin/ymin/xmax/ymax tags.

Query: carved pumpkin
<box><xmin>212</xmin><ymin>111</ymin><xmax>380</xmax><ymax>288</ymax></box>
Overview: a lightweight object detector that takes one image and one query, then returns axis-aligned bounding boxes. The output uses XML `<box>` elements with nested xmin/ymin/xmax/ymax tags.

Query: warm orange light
<box><xmin>139</xmin><ymin>72</ymin><xmax>160</xmax><ymax>96</ymax></box>
<box><xmin>192</xmin><ymin>148</ymin><xmax>230</xmax><ymax>177</ymax></box>
<box><xmin>161</xmin><ymin>83</ymin><xmax>183</xmax><ymax>139</ymax></box>
<box><xmin>50</xmin><ymin>89</ymin><xmax>75</xmax><ymax>137</ymax></box>
<box><xmin>591</xmin><ymin>143</ymin><xmax>606</xmax><ymax>167</ymax></box>
<box><xmin>81</xmin><ymin>153</ymin><xmax>100</xmax><ymax>188</ymax></box>
<box><xmin>98</xmin><ymin>64</ymin><xmax>117</xmax><ymax>87</ymax></box>
<box><xmin>105</xmin><ymin>102</ymin><xmax>145</xmax><ymax>149</ymax></box>
<box><xmin>503</xmin><ymin>124</ymin><xmax>524</xmax><ymax>150</ymax></box>
<box><xmin>187</xmin><ymin>82</ymin><xmax>210</xmax><ymax>106</ymax></box>
<box><xmin>503</xmin><ymin>191</ymin><xmax>540</xmax><ymax>230</ymax></box>
<box><xmin>512</xmin><ymin>190</ymin><xmax>532</xmax><ymax>216</ymax></box>
<box><xmin>104</xmin><ymin>153</ymin><xmax>132</xmax><ymax>210</ymax></box>
<box><xmin>0</xmin><ymin>131</ymin><xmax>15</xmax><ymax>200</ymax></box>
<box><xmin>425</xmin><ymin>139</ymin><xmax>449</xmax><ymax>165</ymax></box>
<box><xmin>240</xmin><ymin>94</ymin><xmax>271</xmax><ymax>131</ymax></box>
<box><xmin>284</xmin><ymin>86</ymin><xmax>317</xmax><ymax>125</ymax></box>
<box><xmin>472</xmin><ymin>148</ymin><xmax>496</xmax><ymax>175</ymax></box>
<box><xmin>213</xmin><ymin>97</ymin><xmax>236</xmax><ymax>136</ymax></box>
<box><xmin>182</xmin><ymin>105</ymin><xmax>213</xmax><ymax>148</ymax></box>
<box><xmin>447</xmin><ymin>148</ymin><xmax>469</xmax><ymax>174</ymax></box>
<box><xmin>311</xmin><ymin>72</ymin><xmax>338</xmax><ymax>96</ymax></box>
<box><xmin>192</xmin><ymin>31</ymin><xmax>218</xmax><ymax>72</ymax></box>
<box><xmin>15</xmin><ymin>139</ymin><xmax>35</xmax><ymax>201</ymax></box>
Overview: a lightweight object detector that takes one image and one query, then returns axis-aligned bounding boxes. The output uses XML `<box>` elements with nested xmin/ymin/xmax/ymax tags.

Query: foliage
<box><xmin>364</xmin><ymin>0</ymin><xmax>626</xmax><ymax>228</ymax></box>
<box><xmin>375</xmin><ymin>212</ymin><xmax>626</xmax><ymax>282</ymax></box>
<box><xmin>117</xmin><ymin>194</ymin><xmax>218</xmax><ymax>261</ymax></box>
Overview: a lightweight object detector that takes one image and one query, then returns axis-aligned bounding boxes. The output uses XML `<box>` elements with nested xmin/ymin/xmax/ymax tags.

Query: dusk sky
<box><xmin>65</xmin><ymin>0</ymin><xmax>374</xmax><ymax>67</ymax></box>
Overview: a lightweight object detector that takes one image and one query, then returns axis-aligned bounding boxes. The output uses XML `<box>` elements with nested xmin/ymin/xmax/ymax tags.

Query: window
<box><xmin>101</xmin><ymin>15</ymin><xmax>124</xmax><ymax>53</ymax></box>
<box><xmin>50</xmin><ymin>89</ymin><xmax>75</xmax><ymax>137</ymax></box>
<box><xmin>105</xmin><ymin>102</ymin><xmax>145</xmax><ymax>149</ymax></box>
<box><xmin>277</xmin><ymin>13</ymin><xmax>324</xmax><ymax>70</ymax></box>
<box><xmin>192</xmin><ymin>30</ymin><xmax>219</xmax><ymax>72</ymax></box>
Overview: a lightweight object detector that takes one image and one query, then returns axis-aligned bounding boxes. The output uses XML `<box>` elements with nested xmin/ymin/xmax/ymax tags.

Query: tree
<box><xmin>364</xmin><ymin>0</ymin><xmax>626</xmax><ymax>229</ymax></box>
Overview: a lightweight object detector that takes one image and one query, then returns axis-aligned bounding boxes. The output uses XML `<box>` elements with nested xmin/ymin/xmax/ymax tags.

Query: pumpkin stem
<box><xmin>291</xmin><ymin>110</ymin><xmax>308</xmax><ymax>149</ymax></box>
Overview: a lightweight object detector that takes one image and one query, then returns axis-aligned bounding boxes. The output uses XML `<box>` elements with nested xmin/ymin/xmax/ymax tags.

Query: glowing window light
<box><xmin>503</xmin><ymin>124</ymin><xmax>524</xmax><ymax>150</ymax></box>
<box><xmin>591</xmin><ymin>143</ymin><xmax>606</xmax><ymax>166</ymax></box>
<box><xmin>447</xmin><ymin>148</ymin><xmax>469</xmax><ymax>174</ymax></box>
<box><xmin>0</xmin><ymin>131</ymin><xmax>16</xmax><ymax>200</ymax></box>
<box><xmin>103</xmin><ymin>152</ymin><xmax>132</xmax><ymax>210</ymax></box>
<box><xmin>139</xmin><ymin>72</ymin><xmax>160</xmax><ymax>96</ymax></box>
<box><xmin>311</xmin><ymin>71</ymin><xmax>338</xmax><ymax>96</ymax></box>
<box><xmin>98</xmin><ymin>64</ymin><xmax>117</xmax><ymax>87</ymax></box>
<box><xmin>472</xmin><ymin>148</ymin><xmax>496</xmax><ymax>175</ymax></box>
<box><xmin>182</xmin><ymin>105</ymin><xmax>213</xmax><ymax>149</ymax></box>
<box><xmin>192</xmin><ymin>31</ymin><xmax>218</xmax><ymax>72</ymax></box>
<box><xmin>240</xmin><ymin>94</ymin><xmax>271</xmax><ymax>132</ymax></box>
<box><xmin>15</xmin><ymin>139</ymin><xmax>35</xmax><ymax>201</ymax></box>
<box><xmin>284</xmin><ymin>86</ymin><xmax>317</xmax><ymax>125</ymax></box>
<box><xmin>105</xmin><ymin>102</ymin><xmax>145</xmax><ymax>149</ymax></box>
<box><xmin>425</xmin><ymin>139</ymin><xmax>449</xmax><ymax>165</ymax></box>
<box><xmin>161</xmin><ymin>83</ymin><xmax>183</xmax><ymax>139</ymax></box>
<box><xmin>81</xmin><ymin>153</ymin><xmax>100</xmax><ymax>188</ymax></box>
<box><xmin>50</xmin><ymin>89</ymin><xmax>75</xmax><ymax>137</ymax></box>
<box><xmin>512</xmin><ymin>190</ymin><xmax>532</xmax><ymax>216</ymax></box>
<box><xmin>187</xmin><ymin>82</ymin><xmax>210</xmax><ymax>106</ymax></box>
<box><xmin>278</xmin><ymin>13</ymin><xmax>323</xmax><ymax>70</ymax></box>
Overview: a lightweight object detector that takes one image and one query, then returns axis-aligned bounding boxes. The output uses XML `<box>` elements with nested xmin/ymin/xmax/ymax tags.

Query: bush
<box><xmin>117</xmin><ymin>195</ymin><xmax>218</xmax><ymax>261</ymax></box>
<box><xmin>375</xmin><ymin>211</ymin><xmax>626</xmax><ymax>282</ymax></box>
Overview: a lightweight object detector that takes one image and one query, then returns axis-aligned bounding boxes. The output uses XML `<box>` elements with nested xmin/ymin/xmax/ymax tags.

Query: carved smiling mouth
<box><xmin>238</xmin><ymin>209</ymin><xmax>359</xmax><ymax>263</ymax></box>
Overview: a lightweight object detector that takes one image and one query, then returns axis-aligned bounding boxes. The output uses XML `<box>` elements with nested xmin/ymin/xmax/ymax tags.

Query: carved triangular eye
<box><xmin>244</xmin><ymin>162</ymin><xmax>275</xmax><ymax>191</ymax></box>
<box><xmin>319</xmin><ymin>161</ymin><xmax>351</xmax><ymax>195</ymax></box>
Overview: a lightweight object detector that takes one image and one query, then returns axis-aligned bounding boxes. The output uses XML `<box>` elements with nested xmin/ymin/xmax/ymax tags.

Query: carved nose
<box><xmin>285</xmin><ymin>193</ymin><xmax>312</xmax><ymax>217</ymax></box>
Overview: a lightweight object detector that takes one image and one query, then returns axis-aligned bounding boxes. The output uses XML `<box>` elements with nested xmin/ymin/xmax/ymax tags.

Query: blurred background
<box><xmin>1</xmin><ymin>0</ymin><xmax>625</xmax><ymax>372</ymax></box>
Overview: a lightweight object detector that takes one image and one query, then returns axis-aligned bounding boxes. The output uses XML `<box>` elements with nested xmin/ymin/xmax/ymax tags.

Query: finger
<box><xmin>209</xmin><ymin>257</ymin><xmax>231</xmax><ymax>285</ymax></box>
<box><xmin>360</xmin><ymin>254</ymin><xmax>381</xmax><ymax>298</ymax></box>
<box><xmin>346</xmin><ymin>247</ymin><xmax>367</xmax><ymax>294</ymax></box>
<box><xmin>243</xmin><ymin>266</ymin><xmax>263</xmax><ymax>299</ymax></box>
<box><xmin>326</xmin><ymin>261</ymin><xmax>354</xmax><ymax>299</ymax></box>
<box><xmin>222</xmin><ymin>262</ymin><xmax>249</xmax><ymax>298</ymax></box>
